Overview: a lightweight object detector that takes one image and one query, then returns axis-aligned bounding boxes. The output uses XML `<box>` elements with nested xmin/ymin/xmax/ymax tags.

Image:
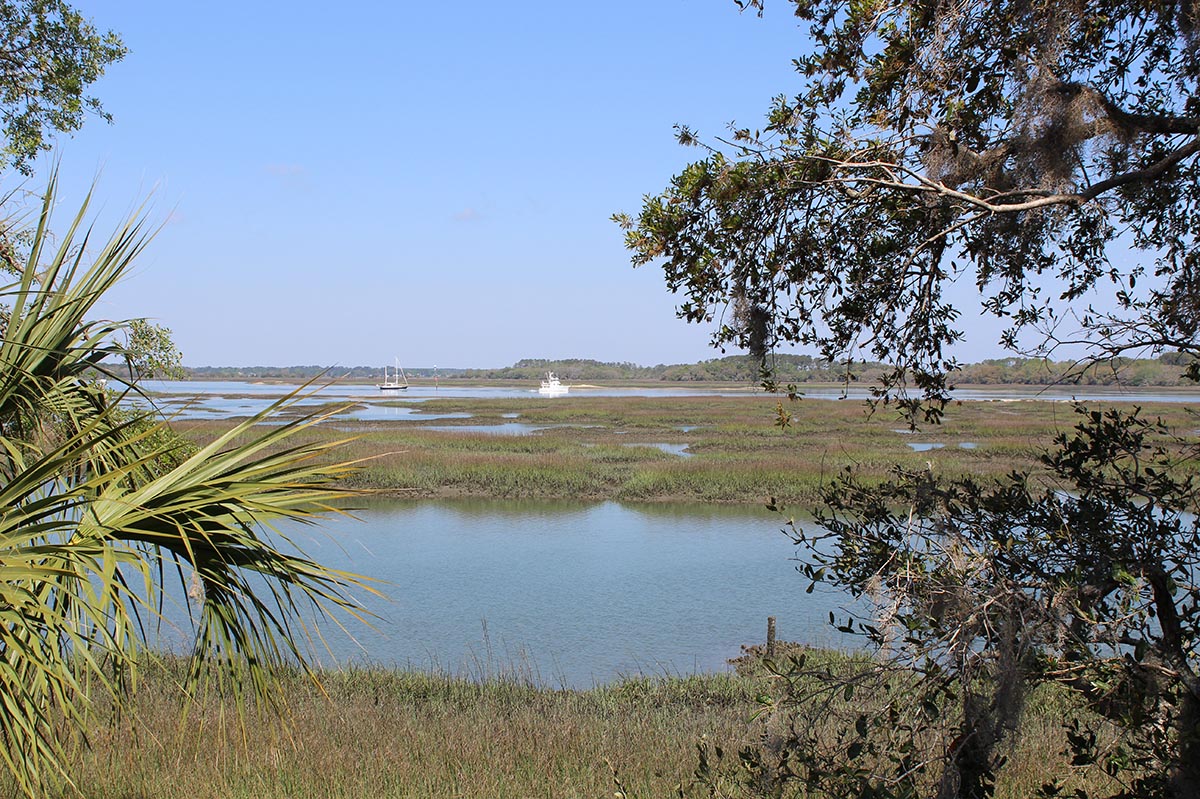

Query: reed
<box><xmin>50</xmin><ymin>660</ymin><xmax>765</xmax><ymax>799</ymax></box>
<box><xmin>35</xmin><ymin>653</ymin><xmax>1127</xmax><ymax>798</ymax></box>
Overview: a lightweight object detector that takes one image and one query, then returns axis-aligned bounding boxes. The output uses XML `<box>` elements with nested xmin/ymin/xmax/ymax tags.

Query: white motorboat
<box><xmin>537</xmin><ymin>371</ymin><xmax>568</xmax><ymax>396</ymax></box>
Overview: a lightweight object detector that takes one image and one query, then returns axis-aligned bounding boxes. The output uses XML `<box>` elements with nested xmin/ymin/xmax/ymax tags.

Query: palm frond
<box><xmin>0</xmin><ymin>177</ymin><xmax>373</xmax><ymax>796</ymax></box>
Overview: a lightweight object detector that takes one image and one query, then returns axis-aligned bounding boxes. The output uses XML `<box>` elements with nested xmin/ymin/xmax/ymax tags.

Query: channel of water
<box><xmin>189</xmin><ymin>499</ymin><xmax>853</xmax><ymax>689</ymax></box>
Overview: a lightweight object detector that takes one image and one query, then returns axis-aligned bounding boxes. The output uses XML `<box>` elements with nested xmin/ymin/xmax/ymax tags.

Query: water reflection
<box><xmin>417</xmin><ymin>423</ymin><xmax>555</xmax><ymax>436</ymax></box>
<box><xmin>625</xmin><ymin>442</ymin><xmax>693</xmax><ymax>458</ymax></box>
<box><xmin>348</xmin><ymin>409</ymin><xmax>473</xmax><ymax>422</ymax></box>
<box><xmin>907</xmin><ymin>442</ymin><xmax>980</xmax><ymax>451</ymax></box>
<box><xmin>270</xmin><ymin>499</ymin><xmax>854</xmax><ymax>687</ymax></box>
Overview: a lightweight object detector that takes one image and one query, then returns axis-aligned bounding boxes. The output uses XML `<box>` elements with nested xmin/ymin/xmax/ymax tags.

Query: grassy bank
<box><xmin>170</xmin><ymin>394</ymin><xmax>1199</xmax><ymax>505</ymax></box>
<box><xmin>57</xmin><ymin>662</ymin><xmax>762</xmax><ymax>799</ymax></box>
<box><xmin>37</xmin><ymin>651</ymin><xmax>1123</xmax><ymax>799</ymax></box>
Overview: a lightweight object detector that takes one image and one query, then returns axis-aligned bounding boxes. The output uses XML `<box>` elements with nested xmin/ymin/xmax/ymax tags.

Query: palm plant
<box><xmin>0</xmin><ymin>180</ymin><xmax>370</xmax><ymax>796</ymax></box>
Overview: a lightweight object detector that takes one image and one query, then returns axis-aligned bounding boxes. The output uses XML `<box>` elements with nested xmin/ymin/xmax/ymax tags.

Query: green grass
<box><xmin>170</xmin><ymin>395</ymin><xmax>1200</xmax><ymax>506</ymax></box>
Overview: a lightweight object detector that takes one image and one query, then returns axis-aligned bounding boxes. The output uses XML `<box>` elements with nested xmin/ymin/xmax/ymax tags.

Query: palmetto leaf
<box><xmin>0</xmin><ymin>175</ymin><xmax>372</xmax><ymax>796</ymax></box>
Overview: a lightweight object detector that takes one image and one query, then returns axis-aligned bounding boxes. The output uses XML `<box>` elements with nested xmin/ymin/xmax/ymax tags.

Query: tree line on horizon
<box><xmin>175</xmin><ymin>353</ymin><xmax>1200</xmax><ymax>387</ymax></box>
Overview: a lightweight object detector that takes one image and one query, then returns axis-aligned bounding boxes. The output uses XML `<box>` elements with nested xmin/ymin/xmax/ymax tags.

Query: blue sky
<box><xmin>28</xmin><ymin>1</ymin><xmax>1008</xmax><ymax>369</ymax></box>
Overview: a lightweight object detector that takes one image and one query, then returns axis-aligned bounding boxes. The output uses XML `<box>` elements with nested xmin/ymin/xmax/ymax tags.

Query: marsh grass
<box><xmin>50</xmin><ymin>659</ymin><xmax>768</xmax><ymax>799</ymax></box>
<box><xmin>38</xmin><ymin>651</ymin><xmax>1128</xmax><ymax>799</ymax></box>
<box><xmin>171</xmin><ymin>396</ymin><xmax>1199</xmax><ymax>505</ymax></box>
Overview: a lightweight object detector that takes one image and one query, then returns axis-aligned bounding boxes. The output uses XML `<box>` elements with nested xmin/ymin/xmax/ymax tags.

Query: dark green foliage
<box><xmin>124</xmin><ymin>318</ymin><xmax>184</xmax><ymax>380</ymax></box>
<box><xmin>618</xmin><ymin>0</ymin><xmax>1200</xmax><ymax>418</ymax></box>
<box><xmin>692</xmin><ymin>406</ymin><xmax>1200</xmax><ymax>796</ymax></box>
<box><xmin>623</xmin><ymin>1</ymin><xmax>1200</xmax><ymax>794</ymax></box>
<box><xmin>0</xmin><ymin>0</ymin><xmax>126</xmax><ymax>173</ymax></box>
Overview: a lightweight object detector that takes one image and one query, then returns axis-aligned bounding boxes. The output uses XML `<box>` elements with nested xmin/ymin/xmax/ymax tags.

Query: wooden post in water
<box><xmin>766</xmin><ymin>616</ymin><xmax>777</xmax><ymax>658</ymax></box>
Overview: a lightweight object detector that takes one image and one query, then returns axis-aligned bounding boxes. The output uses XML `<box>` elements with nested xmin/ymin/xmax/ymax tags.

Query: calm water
<box><xmin>140</xmin><ymin>380</ymin><xmax>756</xmax><ymax>399</ymax></box>
<box><xmin>131</xmin><ymin>380</ymin><xmax>761</xmax><ymax>421</ymax></box>
<box><xmin>235</xmin><ymin>499</ymin><xmax>853</xmax><ymax>687</ymax></box>
<box><xmin>133</xmin><ymin>379</ymin><xmax>1200</xmax><ymax>422</ymax></box>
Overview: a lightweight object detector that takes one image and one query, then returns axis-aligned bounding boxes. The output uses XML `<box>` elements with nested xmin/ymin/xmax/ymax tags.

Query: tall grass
<box><xmin>31</xmin><ymin>651</ymin><xmax>1131</xmax><ymax>799</ymax></box>
<box><xmin>47</xmin><ymin>659</ymin><xmax>766</xmax><ymax>799</ymax></box>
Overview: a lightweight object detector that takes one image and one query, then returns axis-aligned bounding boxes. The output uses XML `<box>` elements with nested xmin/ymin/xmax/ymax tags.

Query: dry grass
<box><xmin>38</xmin><ymin>652</ymin><xmax>1130</xmax><ymax>799</ymax></box>
<box><xmin>58</xmin><ymin>663</ymin><xmax>765</xmax><ymax>799</ymax></box>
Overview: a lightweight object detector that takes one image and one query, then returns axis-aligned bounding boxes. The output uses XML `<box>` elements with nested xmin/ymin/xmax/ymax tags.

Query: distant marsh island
<box><xmin>171</xmin><ymin>353</ymin><xmax>1200</xmax><ymax>387</ymax></box>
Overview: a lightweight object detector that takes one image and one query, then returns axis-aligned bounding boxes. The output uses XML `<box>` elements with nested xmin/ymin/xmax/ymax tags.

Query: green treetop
<box><xmin>624</xmin><ymin>3</ymin><xmax>1200</xmax><ymax>795</ymax></box>
<box><xmin>618</xmin><ymin>0</ymin><xmax>1200</xmax><ymax>418</ymax></box>
<box><xmin>0</xmin><ymin>0</ymin><xmax>126</xmax><ymax>174</ymax></box>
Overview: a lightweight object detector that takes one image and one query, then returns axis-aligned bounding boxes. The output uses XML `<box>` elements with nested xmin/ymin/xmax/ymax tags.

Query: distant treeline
<box><xmin>176</xmin><ymin>354</ymin><xmax>1200</xmax><ymax>386</ymax></box>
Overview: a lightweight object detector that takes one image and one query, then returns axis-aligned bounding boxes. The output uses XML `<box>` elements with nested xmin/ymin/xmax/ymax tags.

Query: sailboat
<box><xmin>377</xmin><ymin>358</ymin><xmax>409</xmax><ymax>391</ymax></box>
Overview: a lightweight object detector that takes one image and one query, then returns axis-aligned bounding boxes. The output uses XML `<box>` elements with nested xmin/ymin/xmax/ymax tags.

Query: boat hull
<box><xmin>538</xmin><ymin>371</ymin><xmax>568</xmax><ymax>395</ymax></box>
